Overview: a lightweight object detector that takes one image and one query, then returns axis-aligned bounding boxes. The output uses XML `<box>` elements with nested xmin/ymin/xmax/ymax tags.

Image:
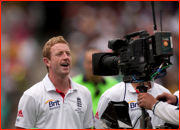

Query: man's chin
<box><xmin>61</xmin><ymin>70</ymin><xmax>70</xmax><ymax>75</ymax></box>
<box><xmin>59</xmin><ymin>68</ymin><xmax>71</xmax><ymax>75</ymax></box>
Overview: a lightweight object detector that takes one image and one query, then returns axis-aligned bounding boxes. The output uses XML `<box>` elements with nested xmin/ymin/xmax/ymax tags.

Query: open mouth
<box><xmin>61</xmin><ymin>63</ymin><xmax>69</xmax><ymax>68</ymax></box>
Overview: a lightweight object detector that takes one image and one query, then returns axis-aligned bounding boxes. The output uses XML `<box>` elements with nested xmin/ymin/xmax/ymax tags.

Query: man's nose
<box><xmin>63</xmin><ymin>53</ymin><xmax>68</xmax><ymax>59</ymax></box>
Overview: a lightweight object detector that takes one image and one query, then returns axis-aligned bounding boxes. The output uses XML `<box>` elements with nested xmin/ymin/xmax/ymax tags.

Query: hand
<box><xmin>138</xmin><ymin>93</ymin><xmax>158</xmax><ymax>110</ymax></box>
<box><xmin>156</xmin><ymin>92</ymin><xmax>177</xmax><ymax>105</ymax></box>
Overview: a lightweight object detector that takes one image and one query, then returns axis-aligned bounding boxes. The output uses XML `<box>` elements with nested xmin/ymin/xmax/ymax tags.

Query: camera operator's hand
<box><xmin>156</xmin><ymin>92</ymin><xmax>177</xmax><ymax>105</ymax></box>
<box><xmin>138</xmin><ymin>93</ymin><xmax>158</xmax><ymax>110</ymax></box>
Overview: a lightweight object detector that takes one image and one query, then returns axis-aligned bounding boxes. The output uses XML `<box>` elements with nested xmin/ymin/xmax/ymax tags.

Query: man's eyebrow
<box><xmin>56</xmin><ymin>51</ymin><xmax>63</xmax><ymax>53</ymax></box>
<box><xmin>56</xmin><ymin>50</ymin><xmax>71</xmax><ymax>53</ymax></box>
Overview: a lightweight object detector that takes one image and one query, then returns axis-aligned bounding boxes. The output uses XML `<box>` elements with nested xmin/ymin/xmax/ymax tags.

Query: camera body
<box><xmin>92</xmin><ymin>30</ymin><xmax>173</xmax><ymax>82</ymax></box>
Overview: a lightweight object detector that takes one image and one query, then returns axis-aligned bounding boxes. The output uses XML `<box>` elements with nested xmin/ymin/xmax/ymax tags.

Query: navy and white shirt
<box><xmin>153</xmin><ymin>90</ymin><xmax>179</xmax><ymax>125</ymax></box>
<box><xmin>15</xmin><ymin>74</ymin><xmax>93</xmax><ymax>129</ymax></box>
<box><xmin>94</xmin><ymin>81</ymin><xmax>171</xmax><ymax>129</ymax></box>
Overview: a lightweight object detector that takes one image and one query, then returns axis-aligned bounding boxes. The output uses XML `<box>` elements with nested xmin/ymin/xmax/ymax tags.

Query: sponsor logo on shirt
<box><xmin>45</xmin><ymin>99</ymin><xmax>60</xmax><ymax>110</ymax></box>
<box><xmin>95</xmin><ymin>111</ymin><xmax>99</xmax><ymax>119</ymax></box>
<box><xmin>18</xmin><ymin>110</ymin><xmax>23</xmax><ymax>117</ymax></box>
<box><xmin>128</xmin><ymin>101</ymin><xmax>140</xmax><ymax>111</ymax></box>
<box><xmin>75</xmin><ymin>97</ymin><xmax>83</xmax><ymax>114</ymax></box>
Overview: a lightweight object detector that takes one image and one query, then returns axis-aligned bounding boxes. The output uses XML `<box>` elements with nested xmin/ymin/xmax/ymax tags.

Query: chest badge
<box><xmin>75</xmin><ymin>97</ymin><xmax>83</xmax><ymax>114</ymax></box>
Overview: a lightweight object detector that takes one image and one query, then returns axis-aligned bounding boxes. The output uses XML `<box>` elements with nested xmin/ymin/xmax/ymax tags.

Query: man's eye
<box><xmin>66</xmin><ymin>52</ymin><xmax>70</xmax><ymax>56</ymax></box>
<box><xmin>57</xmin><ymin>53</ymin><xmax>62</xmax><ymax>55</ymax></box>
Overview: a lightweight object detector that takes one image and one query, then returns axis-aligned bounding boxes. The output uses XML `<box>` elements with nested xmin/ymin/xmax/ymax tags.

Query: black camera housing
<box><xmin>92</xmin><ymin>30</ymin><xmax>173</xmax><ymax>82</ymax></box>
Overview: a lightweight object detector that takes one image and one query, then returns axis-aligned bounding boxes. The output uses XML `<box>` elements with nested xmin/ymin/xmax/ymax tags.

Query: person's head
<box><xmin>83</xmin><ymin>47</ymin><xmax>101</xmax><ymax>79</ymax></box>
<box><xmin>43</xmin><ymin>36</ymin><xmax>72</xmax><ymax>77</ymax></box>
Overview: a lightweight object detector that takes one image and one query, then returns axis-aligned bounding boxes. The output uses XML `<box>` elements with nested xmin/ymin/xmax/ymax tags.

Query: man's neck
<box><xmin>48</xmin><ymin>73</ymin><xmax>70</xmax><ymax>94</ymax></box>
<box><xmin>131</xmin><ymin>82</ymin><xmax>151</xmax><ymax>91</ymax></box>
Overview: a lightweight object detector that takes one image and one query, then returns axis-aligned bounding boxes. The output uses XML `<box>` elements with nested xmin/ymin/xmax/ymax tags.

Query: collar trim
<box><xmin>127</xmin><ymin>81</ymin><xmax>154</xmax><ymax>93</ymax></box>
<box><xmin>43</xmin><ymin>74</ymin><xmax>78</xmax><ymax>92</ymax></box>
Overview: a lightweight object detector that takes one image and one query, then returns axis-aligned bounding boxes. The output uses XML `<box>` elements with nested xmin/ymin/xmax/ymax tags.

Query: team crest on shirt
<box><xmin>128</xmin><ymin>101</ymin><xmax>140</xmax><ymax>111</ymax></box>
<box><xmin>75</xmin><ymin>97</ymin><xmax>83</xmax><ymax>114</ymax></box>
<box><xmin>45</xmin><ymin>99</ymin><xmax>60</xmax><ymax>110</ymax></box>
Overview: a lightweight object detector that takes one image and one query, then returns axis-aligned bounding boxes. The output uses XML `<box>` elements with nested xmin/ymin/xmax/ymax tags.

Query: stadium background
<box><xmin>1</xmin><ymin>1</ymin><xmax>179</xmax><ymax>128</ymax></box>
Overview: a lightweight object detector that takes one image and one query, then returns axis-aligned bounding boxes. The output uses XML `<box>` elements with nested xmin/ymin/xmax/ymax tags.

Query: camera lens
<box><xmin>102</xmin><ymin>55</ymin><xmax>119</xmax><ymax>70</ymax></box>
<box><xmin>108</xmin><ymin>39</ymin><xmax>126</xmax><ymax>51</ymax></box>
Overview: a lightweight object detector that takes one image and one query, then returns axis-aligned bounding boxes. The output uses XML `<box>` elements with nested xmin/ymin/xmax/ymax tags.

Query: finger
<box><xmin>156</xmin><ymin>95</ymin><xmax>165</xmax><ymax>100</ymax></box>
<box><xmin>137</xmin><ymin>97</ymin><xmax>141</xmax><ymax>101</ymax></box>
<box><xmin>156</xmin><ymin>92</ymin><xmax>168</xmax><ymax>100</ymax></box>
<box><xmin>138</xmin><ymin>97</ymin><xmax>143</xmax><ymax>101</ymax></box>
<box><xmin>138</xmin><ymin>94</ymin><xmax>143</xmax><ymax>99</ymax></box>
<box><xmin>138</xmin><ymin>93</ymin><xmax>145</xmax><ymax>96</ymax></box>
<box><xmin>167</xmin><ymin>100</ymin><xmax>171</xmax><ymax>104</ymax></box>
<box><xmin>138</xmin><ymin>96</ymin><xmax>143</xmax><ymax>101</ymax></box>
<box><xmin>138</xmin><ymin>100</ymin><xmax>143</xmax><ymax>107</ymax></box>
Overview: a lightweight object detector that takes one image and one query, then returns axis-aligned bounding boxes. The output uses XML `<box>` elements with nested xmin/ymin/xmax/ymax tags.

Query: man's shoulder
<box><xmin>24</xmin><ymin>81</ymin><xmax>44</xmax><ymax>96</ymax></box>
<box><xmin>102</xmin><ymin>82</ymin><xmax>125</xmax><ymax>99</ymax></box>
<box><xmin>153</xmin><ymin>82</ymin><xmax>171</xmax><ymax>93</ymax></box>
<box><xmin>107</xmin><ymin>82</ymin><xmax>125</xmax><ymax>91</ymax></box>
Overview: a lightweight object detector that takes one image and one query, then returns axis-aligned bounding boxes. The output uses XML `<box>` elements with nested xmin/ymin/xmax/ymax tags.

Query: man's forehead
<box><xmin>51</xmin><ymin>43</ymin><xmax>70</xmax><ymax>50</ymax></box>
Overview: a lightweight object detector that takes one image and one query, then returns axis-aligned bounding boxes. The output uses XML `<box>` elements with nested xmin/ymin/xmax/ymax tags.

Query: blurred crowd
<box><xmin>1</xmin><ymin>1</ymin><xmax>179</xmax><ymax>128</ymax></box>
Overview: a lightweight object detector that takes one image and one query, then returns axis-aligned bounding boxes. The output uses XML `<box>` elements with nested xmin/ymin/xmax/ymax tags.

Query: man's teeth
<box><xmin>61</xmin><ymin>64</ymin><xmax>69</xmax><ymax>66</ymax></box>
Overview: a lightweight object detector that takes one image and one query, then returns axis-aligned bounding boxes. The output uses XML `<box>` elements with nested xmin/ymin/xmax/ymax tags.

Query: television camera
<box><xmin>92</xmin><ymin>7</ymin><xmax>173</xmax><ymax>83</ymax></box>
<box><xmin>92</xmin><ymin>1</ymin><xmax>175</xmax><ymax>129</ymax></box>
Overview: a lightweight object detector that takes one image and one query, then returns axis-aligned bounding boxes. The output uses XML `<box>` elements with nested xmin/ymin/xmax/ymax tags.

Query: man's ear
<box><xmin>43</xmin><ymin>57</ymin><xmax>50</xmax><ymax>67</ymax></box>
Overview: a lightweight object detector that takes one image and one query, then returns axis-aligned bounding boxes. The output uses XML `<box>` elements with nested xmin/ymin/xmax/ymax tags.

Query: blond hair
<box><xmin>43</xmin><ymin>36</ymin><xmax>69</xmax><ymax>72</ymax></box>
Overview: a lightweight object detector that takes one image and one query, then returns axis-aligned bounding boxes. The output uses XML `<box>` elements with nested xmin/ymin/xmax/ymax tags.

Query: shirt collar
<box><xmin>127</xmin><ymin>81</ymin><xmax>154</xmax><ymax>93</ymax></box>
<box><xmin>69</xmin><ymin>76</ymin><xmax>78</xmax><ymax>91</ymax></box>
<box><xmin>127</xmin><ymin>83</ymin><xmax>136</xmax><ymax>93</ymax></box>
<box><xmin>42</xmin><ymin>74</ymin><xmax>78</xmax><ymax>92</ymax></box>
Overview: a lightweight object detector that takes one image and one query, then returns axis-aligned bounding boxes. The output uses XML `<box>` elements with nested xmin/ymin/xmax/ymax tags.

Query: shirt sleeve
<box><xmin>83</xmin><ymin>91</ymin><xmax>94</xmax><ymax>128</ymax></box>
<box><xmin>94</xmin><ymin>95</ymin><xmax>111</xmax><ymax>129</ymax></box>
<box><xmin>153</xmin><ymin>101</ymin><xmax>179</xmax><ymax>125</ymax></box>
<box><xmin>15</xmin><ymin>94</ymin><xmax>37</xmax><ymax>128</ymax></box>
<box><xmin>174</xmin><ymin>90</ymin><xmax>179</xmax><ymax>106</ymax></box>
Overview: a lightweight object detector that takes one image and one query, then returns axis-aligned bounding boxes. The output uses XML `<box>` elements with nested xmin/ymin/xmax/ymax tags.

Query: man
<box><xmin>138</xmin><ymin>91</ymin><xmax>179</xmax><ymax>125</ymax></box>
<box><xmin>72</xmin><ymin>48</ymin><xmax>119</xmax><ymax>114</ymax></box>
<box><xmin>15</xmin><ymin>36</ymin><xmax>94</xmax><ymax>129</ymax></box>
<box><xmin>94</xmin><ymin>81</ymin><xmax>171</xmax><ymax>129</ymax></box>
